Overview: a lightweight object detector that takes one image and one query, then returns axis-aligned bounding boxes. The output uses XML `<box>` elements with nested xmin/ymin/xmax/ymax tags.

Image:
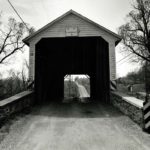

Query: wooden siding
<box><xmin>28</xmin><ymin>14</ymin><xmax>117</xmax><ymax>81</ymax></box>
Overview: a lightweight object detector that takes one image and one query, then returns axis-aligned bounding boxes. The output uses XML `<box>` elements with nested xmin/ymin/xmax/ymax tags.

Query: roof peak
<box><xmin>23</xmin><ymin>10</ymin><xmax>121</xmax><ymax>45</ymax></box>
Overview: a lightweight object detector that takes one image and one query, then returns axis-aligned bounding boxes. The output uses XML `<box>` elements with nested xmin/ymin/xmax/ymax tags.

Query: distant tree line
<box><xmin>117</xmin><ymin>65</ymin><xmax>146</xmax><ymax>85</ymax></box>
<box><xmin>64</xmin><ymin>80</ymin><xmax>79</xmax><ymax>98</ymax></box>
<box><xmin>118</xmin><ymin>62</ymin><xmax>150</xmax><ymax>86</ymax></box>
<box><xmin>0</xmin><ymin>70</ymin><xmax>28</xmax><ymax>100</ymax></box>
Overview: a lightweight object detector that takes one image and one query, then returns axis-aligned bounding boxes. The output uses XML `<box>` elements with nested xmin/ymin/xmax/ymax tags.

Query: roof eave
<box><xmin>23</xmin><ymin>38</ymin><xmax>29</xmax><ymax>46</ymax></box>
<box><xmin>115</xmin><ymin>39</ymin><xmax>122</xmax><ymax>46</ymax></box>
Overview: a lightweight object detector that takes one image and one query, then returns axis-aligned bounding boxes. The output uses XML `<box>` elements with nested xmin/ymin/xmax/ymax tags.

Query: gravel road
<box><xmin>0</xmin><ymin>102</ymin><xmax>150</xmax><ymax>150</ymax></box>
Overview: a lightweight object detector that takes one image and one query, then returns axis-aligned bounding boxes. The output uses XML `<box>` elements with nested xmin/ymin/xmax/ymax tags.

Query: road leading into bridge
<box><xmin>0</xmin><ymin>102</ymin><xmax>150</xmax><ymax>150</ymax></box>
<box><xmin>75</xmin><ymin>82</ymin><xmax>90</xmax><ymax>98</ymax></box>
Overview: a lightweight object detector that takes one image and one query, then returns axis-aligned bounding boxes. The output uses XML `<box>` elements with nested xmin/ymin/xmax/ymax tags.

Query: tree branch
<box><xmin>125</xmin><ymin>43</ymin><xmax>150</xmax><ymax>62</ymax></box>
<box><xmin>0</xmin><ymin>29</ymin><xmax>12</xmax><ymax>54</ymax></box>
<box><xmin>0</xmin><ymin>44</ymin><xmax>25</xmax><ymax>64</ymax></box>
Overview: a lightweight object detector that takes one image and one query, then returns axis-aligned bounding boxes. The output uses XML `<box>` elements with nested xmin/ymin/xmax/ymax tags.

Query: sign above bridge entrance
<box><xmin>65</xmin><ymin>26</ymin><xmax>79</xmax><ymax>36</ymax></box>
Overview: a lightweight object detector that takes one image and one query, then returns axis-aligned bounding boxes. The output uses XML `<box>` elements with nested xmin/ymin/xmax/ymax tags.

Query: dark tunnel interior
<box><xmin>35</xmin><ymin>36</ymin><xmax>110</xmax><ymax>103</ymax></box>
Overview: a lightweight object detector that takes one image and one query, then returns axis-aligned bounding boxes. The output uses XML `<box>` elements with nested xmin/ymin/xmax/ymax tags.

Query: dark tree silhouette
<box><xmin>0</xmin><ymin>16</ymin><xmax>34</xmax><ymax>64</ymax></box>
<box><xmin>119</xmin><ymin>0</ymin><xmax>150</xmax><ymax>62</ymax></box>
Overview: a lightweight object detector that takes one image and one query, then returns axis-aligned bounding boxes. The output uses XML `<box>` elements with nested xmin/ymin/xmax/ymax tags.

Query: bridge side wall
<box><xmin>0</xmin><ymin>91</ymin><xmax>34</xmax><ymax>122</ymax></box>
<box><xmin>111</xmin><ymin>92</ymin><xmax>143</xmax><ymax>127</ymax></box>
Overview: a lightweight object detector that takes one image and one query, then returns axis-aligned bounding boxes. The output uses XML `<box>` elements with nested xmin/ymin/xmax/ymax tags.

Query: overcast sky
<box><xmin>0</xmin><ymin>0</ymin><xmax>140</xmax><ymax>78</ymax></box>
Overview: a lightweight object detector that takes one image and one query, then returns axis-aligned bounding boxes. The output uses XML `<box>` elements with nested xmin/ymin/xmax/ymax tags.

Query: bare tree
<box><xmin>23</xmin><ymin>58</ymin><xmax>29</xmax><ymax>70</ymax></box>
<box><xmin>118</xmin><ymin>0</ymin><xmax>150</xmax><ymax>62</ymax></box>
<box><xmin>0</xmin><ymin>15</ymin><xmax>34</xmax><ymax>64</ymax></box>
<box><xmin>21</xmin><ymin>58</ymin><xmax>29</xmax><ymax>89</ymax></box>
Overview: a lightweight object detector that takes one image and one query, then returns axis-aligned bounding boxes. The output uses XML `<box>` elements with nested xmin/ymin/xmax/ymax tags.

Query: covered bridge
<box><xmin>23</xmin><ymin>10</ymin><xmax>121</xmax><ymax>103</ymax></box>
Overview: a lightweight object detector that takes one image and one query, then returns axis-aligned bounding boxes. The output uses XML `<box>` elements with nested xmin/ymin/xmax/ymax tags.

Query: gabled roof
<box><xmin>23</xmin><ymin>10</ymin><xmax>121</xmax><ymax>45</ymax></box>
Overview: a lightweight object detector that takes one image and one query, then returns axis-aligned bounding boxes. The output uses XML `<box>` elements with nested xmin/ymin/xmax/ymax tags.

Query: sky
<box><xmin>0</xmin><ymin>0</ymin><xmax>141</xmax><ymax>78</ymax></box>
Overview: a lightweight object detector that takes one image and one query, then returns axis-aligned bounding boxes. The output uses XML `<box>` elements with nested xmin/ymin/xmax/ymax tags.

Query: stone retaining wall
<box><xmin>0</xmin><ymin>91</ymin><xmax>34</xmax><ymax>122</ymax></box>
<box><xmin>110</xmin><ymin>92</ymin><xmax>143</xmax><ymax>127</ymax></box>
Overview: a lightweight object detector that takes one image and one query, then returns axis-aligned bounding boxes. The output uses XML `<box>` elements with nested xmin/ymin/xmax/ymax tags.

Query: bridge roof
<box><xmin>23</xmin><ymin>10</ymin><xmax>121</xmax><ymax>45</ymax></box>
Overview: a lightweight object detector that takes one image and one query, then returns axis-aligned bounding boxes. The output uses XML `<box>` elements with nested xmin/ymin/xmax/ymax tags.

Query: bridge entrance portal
<box><xmin>35</xmin><ymin>37</ymin><xmax>109</xmax><ymax>103</ymax></box>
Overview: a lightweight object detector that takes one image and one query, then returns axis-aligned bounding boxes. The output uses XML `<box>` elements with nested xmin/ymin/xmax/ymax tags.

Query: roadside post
<box><xmin>143</xmin><ymin>60</ymin><xmax>150</xmax><ymax>133</ymax></box>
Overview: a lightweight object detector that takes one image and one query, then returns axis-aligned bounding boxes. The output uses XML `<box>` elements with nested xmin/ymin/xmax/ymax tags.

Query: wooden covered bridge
<box><xmin>23</xmin><ymin>10</ymin><xmax>121</xmax><ymax>103</ymax></box>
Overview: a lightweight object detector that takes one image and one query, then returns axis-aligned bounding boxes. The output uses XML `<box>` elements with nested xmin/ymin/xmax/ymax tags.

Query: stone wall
<box><xmin>110</xmin><ymin>92</ymin><xmax>144</xmax><ymax>127</ymax></box>
<box><xmin>0</xmin><ymin>91</ymin><xmax>34</xmax><ymax>122</ymax></box>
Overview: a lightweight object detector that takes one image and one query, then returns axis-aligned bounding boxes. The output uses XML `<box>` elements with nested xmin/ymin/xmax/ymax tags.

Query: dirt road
<box><xmin>75</xmin><ymin>82</ymin><xmax>90</xmax><ymax>98</ymax></box>
<box><xmin>0</xmin><ymin>102</ymin><xmax>150</xmax><ymax>150</ymax></box>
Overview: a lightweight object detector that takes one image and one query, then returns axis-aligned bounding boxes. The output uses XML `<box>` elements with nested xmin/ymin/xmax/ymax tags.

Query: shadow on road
<box><xmin>31</xmin><ymin>100</ymin><xmax>123</xmax><ymax>118</ymax></box>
